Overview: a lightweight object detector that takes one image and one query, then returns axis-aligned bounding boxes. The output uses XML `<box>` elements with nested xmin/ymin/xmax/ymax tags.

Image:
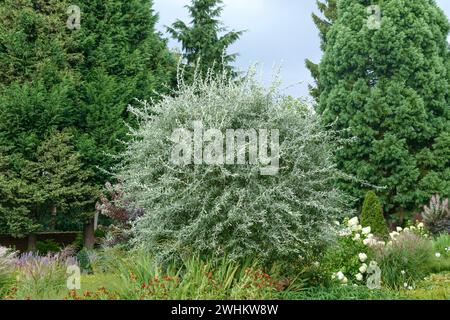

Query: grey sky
<box><xmin>154</xmin><ymin>0</ymin><xmax>450</xmax><ymax>99</ymax></box>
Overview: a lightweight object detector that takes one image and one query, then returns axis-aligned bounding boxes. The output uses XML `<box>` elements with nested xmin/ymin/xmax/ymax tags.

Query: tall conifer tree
<box><xmin>0</xmin><ymin>0</ymin><xmax>177</xmax><ymax>238</ymax></box>
<box><xmin>305</xmin><ymin>0</ymin><xmax>337</xmax><ymax>101</ymax></box>
<box><xmin>318</xmin><ymin>0</ymin><xmax>450</xmax><ymax>215</ymax></box>
<box><xmin>167</xmin><ymin>0</ymin><xmax>244</xmax><ymax>77</ymax></box>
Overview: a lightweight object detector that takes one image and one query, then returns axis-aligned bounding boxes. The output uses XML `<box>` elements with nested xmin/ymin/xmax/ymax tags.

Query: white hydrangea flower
<box><xmin>401</xmin><ymin>270</ymin><xmax>406</xmax><ymax>275</ymax></box>
<box><xmin>358</xmin><ymin>253</ymin><xmax>368</xmax><ymax>262</ymax></box>
<box><xmin>417</xmin><ymin>222</ymin><xmax>424</xmax><ymax>229</ymax></box>
<box><xmin>356</xmin><ymin>273</ymin><xmax>363</xmax><ymax>281</ymax></box>
<box><xmin>362</xmin><ymin>226</ymin><xmax>371</xmax><ymax>235</ymax></box>
<box><xmin>342</xmin><ymin>277</ymin><xmax>348</xmax><ymax>284</ymax></box>
<box><xmin>339</xmin><ymin>229</ymin><xmax>352</xmax><ymax>237</ymax></box>
<box><xmin>336</xmin><ymin>271</ymin><xmax>345</xmax><ymax>281</ymax></box>
<box><xmin>389</xmin><ymin>231</ymin><xmax>400</xmax><ymax>239</ymax></box>
<box><xmin>348</xmin><ymin>217</ymin><xmax>359</xmax><ymax>227</ymax></box>
<box><xmin>353</xmin><ymin>233</ymin><xmax>361</xmax><ymax>241</ymax></box>
<box><xmin>359</xmin><ymin>263</ymin><xmax>368</xmax><ymax>274</ymax></box>
<box><xmin>435</xmin><ymin>252</ymin><xmax>441</xmax><ymax>258</ymax></box>
<box><xmin>396</xmin><ymin>227</ymin><xmax>403</xmax><ymax>232</ymax></box>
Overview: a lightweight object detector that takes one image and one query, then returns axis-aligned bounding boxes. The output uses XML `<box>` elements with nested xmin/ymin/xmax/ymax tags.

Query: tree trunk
<box><xmin>399</xmin><ymin>208</ymin><xmax>405</xmax><ymax>227</ymax></box>
<box><xmin>27</xmin><ymin>233</ymin><xmax>37</xmax><ymax>252</ymax></box>
<box><xmin>83</xmin><ymin>217</ymin><xmax>95</xmax><ymax>249</ymax></box>
<box><xmin>51</xmin><ymin>205</ymin><xmax>57</xmax><ymax>231</ymax></box>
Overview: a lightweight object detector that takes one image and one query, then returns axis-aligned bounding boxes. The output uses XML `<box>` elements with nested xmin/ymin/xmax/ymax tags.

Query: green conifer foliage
<box><xmin>361</xmin><ymin>191</ymin><xmax>389</xmax><ymax>238</ymax></box>
<box><xmin>167</xmin><ymin>0</ymin><xmax>244</xmax><ymax>77</ymax></box>
<box><xmin>31</xmin><ymin>131</ymin><xmax>96</xmax><ymax>230</ymax></box>
<box><xmin>71</xmin><ymin>0</ymin><xmax>178</xmax><ymax>183</ymax></box>
<box><xmin>306</xmin><ymin>0</ymin><xmax>337</xmax><ymax>101</ymax></box>
<box><xmin>318</xmin><ymin>0</ymin><xmax>450</xmax><ymax>214</ymax></box>
<box><xmin>0</xmin><ymin>0</ymin><xmax>177</xmax><ymax>234</ymax></box>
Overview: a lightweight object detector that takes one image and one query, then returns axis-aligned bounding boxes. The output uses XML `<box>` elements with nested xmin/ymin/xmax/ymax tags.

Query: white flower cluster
<box><xmin>383</xmin><ymin>222</ymin><xmax>430</xmax><ymax>250</ymax></box>
<box><xmin>342</xmin><ymin>218</ymin><xmax>429</xmax><ymax>249</ymax></box>
<box><xmin>403</xmin><ymin>282</ymin><xmax>416</xmax><ymax>291</ymax></box>
<box><xmin>388</xmin><ymin>222</ymin><xmax>427</xmax><ymax>242</ymax></box>
<box><xmin>400</xmin><ymin>270</ymin><xmax>416</xmax><ymax>291</ymax></box>
<box><xmin>333</xmin><ymin>217</ymin><xmax>383</xmax><ymax>285</ymax></box>
<box><xmin>332</xmin><ymin>253</ymin><xmax>378</xmax><ymax>285</ymax></box>
<box><xmin>332</xmin><ymin>271</ymin><xmax>348</xmax><ymax>284</ymax></box>
<box><xmin>338</xmin><ymin>216</ymin><xmax>384</xmax><ymax>247</ymax></box>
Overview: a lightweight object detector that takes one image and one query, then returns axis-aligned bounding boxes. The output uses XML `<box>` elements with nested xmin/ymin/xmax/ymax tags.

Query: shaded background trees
<box><xmin>0</xmin><ymin>0</ymin><xmax>177</xmax><ymax>246</ymax></box>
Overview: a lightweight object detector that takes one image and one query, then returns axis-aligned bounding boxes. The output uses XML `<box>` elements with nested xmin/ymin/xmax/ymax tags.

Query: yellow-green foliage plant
<box><xmin>361</xmin><ymin>191</ymin><xmax>389</xmax><ymax>238</ymax></box>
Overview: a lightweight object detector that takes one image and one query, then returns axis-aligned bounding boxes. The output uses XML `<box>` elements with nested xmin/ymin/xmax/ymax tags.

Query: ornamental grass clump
<box><xmin>0</xmin><ymin>246</ymin><xmax>16</xmax><ymax>297</ymax></box>
<box><xmin>374</xmin><ymin>232</ymin><xmax>433</xmax><ymax>289</ymax></box>
<box><xmin>118</xmin><ymin>69</ymin><xmax>353</xmax><ymax>265</ymax></box>
<box><xmin>13</xmin><ymin>249</ymin><xmax>77</xmax><ymax>299</ymax></box>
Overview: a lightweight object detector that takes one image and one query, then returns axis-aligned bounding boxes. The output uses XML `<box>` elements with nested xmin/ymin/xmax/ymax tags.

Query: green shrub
<box><xmin>317</xmin><ymin>217</ymin><xmax>379</xmax><ymax>286</ymax></box>
<box><xmin>36</xmin><ymin>239</ymin><xmax>60</xmax><ymax>255</ymax></box>
<box><xmin>71</xmin><ymin>233</ymin><xmax>83</xmax><ymax>252</ymax></box>
<box><xmin>320</xmin><ymin>235</ymin><xmax>371</xmax><ymax>286</ymax></box>
<box><xmin>77</xmin><ymin>248</ymin><xmax>93</xmax><ymax>274</ymax></box>
<box><xmin>361</xmin><ymin>191</ymin><xmax>389</xmax><ymax>238</ymax></box>
<box><xmin>374</xmin><ymin>232</ymin><xmax>433</xmax><ymax>289</ymax></box>
<box><xmin>118</xmin><ymin>70</ymin><xmax>353</xmax><ymax>265</ymax></box>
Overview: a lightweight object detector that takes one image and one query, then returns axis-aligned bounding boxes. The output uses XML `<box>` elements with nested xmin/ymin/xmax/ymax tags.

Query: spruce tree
<box><xmin>305</xmin><ymin>0</ymin><xmax>337</xmax><ymax>101</ymax></box>
<box><xmin>167</xmin><ymin>0</ymin><xmax>244</xmax><ymax>77</ymax></box>
<box><xmin>318</xmin><ymin>0</ymin><xmax>450</xmax><ymax>215</ymax></box>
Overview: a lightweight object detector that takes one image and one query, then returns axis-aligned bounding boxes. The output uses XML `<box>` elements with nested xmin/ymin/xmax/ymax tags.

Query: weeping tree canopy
<box><xmin>117</xmin><ymin>70</ymin><xmax>354</xmax><ymax>265</ymax></box>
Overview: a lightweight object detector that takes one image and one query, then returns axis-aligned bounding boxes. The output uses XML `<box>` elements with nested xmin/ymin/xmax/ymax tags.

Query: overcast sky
<box><xmin>154</xmin><ymin>0</ymin><xmax>450</xmax><ymax>99</ymax></box>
